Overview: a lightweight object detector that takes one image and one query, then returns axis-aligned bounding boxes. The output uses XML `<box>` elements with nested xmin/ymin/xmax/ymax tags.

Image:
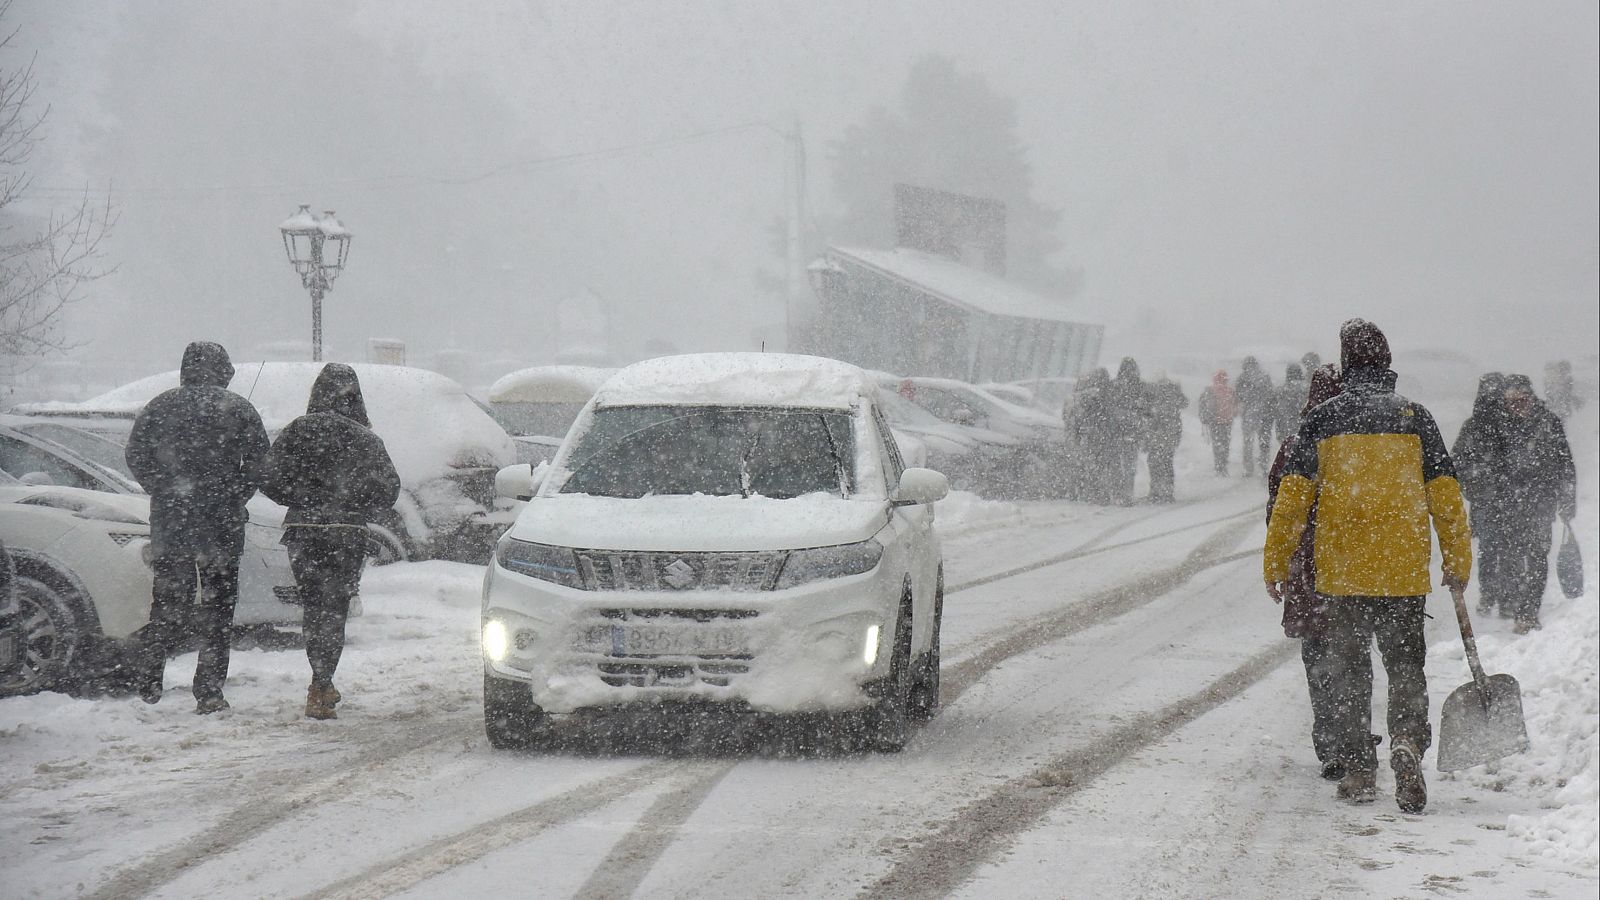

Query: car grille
<box><xmin>576</xmin><ymin>551</ymin><xmax>783</xmax><ymax>592</ymax></box>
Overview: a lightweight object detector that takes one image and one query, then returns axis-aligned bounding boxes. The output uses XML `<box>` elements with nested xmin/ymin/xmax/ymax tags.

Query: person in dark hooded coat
<box><xmin>1143</xmin><ymin>374</ymin><xmax>1188</xmax><ymax>503</ymax></box>
<box><xmin>1276</xmin><ymin>363</ymin><xmax>1309</xmax><ymax>441</ymax></box>
<box><xmin>260</xmin><ymin>364</ymin><xmax>400</xmax><ymax>719</ymax></box>
<box><xmin>1103</xmin><ymin>357</ymin><xmax>1149</xmax><ymax>504</ymax></box>
<box><xmin>1452</xmin><ymin>373</ymin><xmax>1511</xmax><ymax>617</ymax></box>
<box><xmin>124</xmin><ymin>342</ymin><xmax>269</xmax><ymax>713</ymax></box>
<box><xmin>1235</xmin><ymin>356</ymin><xmax>1275</xmax><ymax>477</ymax></box>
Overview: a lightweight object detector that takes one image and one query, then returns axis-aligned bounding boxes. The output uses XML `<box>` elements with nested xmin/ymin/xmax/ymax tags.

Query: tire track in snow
<box><xmin>84</xmin><ymin>713</ymin><xmax>477</xmax><ymax>900</ymax></box>
<box><xmin>570</xmin><ymin>763</ymin><xmax>735</xmax><ymax>900</ymax></box>
<box><xmin>299</xmin><ymin>759</ymin><xmax>716</xmax><ymax>900</ymax></box>
<box><xmin>860</xmin><ymin>636</ymin><xmax>1298</xmax><ymax>900</ymax></box>
<box><xmin>943</xmin><ymin>517</ymin><xmax>1262</xmax><ymax>704</ymax></box>
<box><xmin>947</xmin><ymin>503</ymin><xmax>1260</xmax><ymax>594</ymax></box>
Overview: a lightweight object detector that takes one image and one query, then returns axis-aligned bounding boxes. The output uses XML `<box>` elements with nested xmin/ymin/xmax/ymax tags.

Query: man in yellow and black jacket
<box><xmin>1264</xmin><ymin>319</ymin><xmax>1472</xmax><ymax>814</ymax></box>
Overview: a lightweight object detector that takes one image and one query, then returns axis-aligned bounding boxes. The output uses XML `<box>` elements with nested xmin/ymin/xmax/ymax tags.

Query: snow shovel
<box><xmin>1436</xmin><ymin>586</ymin><xmax>1529</xmax><ymax>772</ymax></box>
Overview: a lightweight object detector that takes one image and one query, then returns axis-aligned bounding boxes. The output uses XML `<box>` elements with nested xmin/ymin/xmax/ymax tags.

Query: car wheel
<box><xmin>484</xmin><ymin>672</ymin><xmax>548</xmax><ymax>750</ymax></box>
<box><xmin>858</xmin><ymin>596</ymin><xmax>914</xmax><ymax>753</ymax></box>
<box><xmin>366</xmin><ymin>521</ymin><xmax>411</xmax><ymax>566</ymax></box>
<box><xmin>908</xmin><ymin>569</ymin><xmax>944</xmax><ymax>723</ymax></box>
<box><xmin>0</xmin><ymin>576</ymin><xmax>82</xmax><ymax>697</ymax></box>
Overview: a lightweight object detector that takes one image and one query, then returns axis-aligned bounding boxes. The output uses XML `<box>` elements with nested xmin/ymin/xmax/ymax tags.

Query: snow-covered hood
<box><xmin>504</xmin><ymin>493</ymin><xmax>890</xmax><ymax>552</ymax></box>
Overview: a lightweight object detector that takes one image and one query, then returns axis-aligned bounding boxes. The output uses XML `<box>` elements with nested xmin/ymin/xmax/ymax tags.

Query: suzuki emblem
<box><xmin>662</xmin><ymin>558</ymin><xmax>696</xmax><ymax>590</ymax></box>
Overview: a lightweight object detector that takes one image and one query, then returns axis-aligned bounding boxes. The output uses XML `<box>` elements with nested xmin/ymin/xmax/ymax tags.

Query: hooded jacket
<box><xmin>260</xmin><ymin>364</ymin><xmax>401</xmax><ymax>546</ymax></box>
<box><xmin>1264</xmin><ymin>366</ymin><xmax>1472</xmax><ymax>597</ymax></box>
<box><xmin>124</xmin><ymin>342</ymin><xmax>270</xmax><ymax>557</ymax></box>
<box><xmin>1198</xmin><ymin>372</ymin><xmax>1236</xmax><ymax>426</ymax></box>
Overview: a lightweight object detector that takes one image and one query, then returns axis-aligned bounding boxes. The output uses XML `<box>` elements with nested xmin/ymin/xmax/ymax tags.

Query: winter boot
<box><xmin>195</xmin><ymin>695</ymin><xmax>230</xmax><ymax>715</ymax></box>
<box><xmin>1319</xmin><ymin>760</ymin><xmax>1347</xmax><ymax>782</ymax></box>
<box><xmin>1391</xmin><ymin>740</ymin><xmax>1427</xmax><ymax>813</ymax></box>
<box><xmin>306</xmin><ymin>683</ymin><xmax>337</xmax><ymax>720</ymax></box>
<box><xmin>325</xmin><ymin>684</ymin><xmax>341</xmax><ymax>707</ymax></box>
<box><xmin>1335</xmin><ymin>768</ymin><xmax>1377</xmax><ymax>804</ymax></box>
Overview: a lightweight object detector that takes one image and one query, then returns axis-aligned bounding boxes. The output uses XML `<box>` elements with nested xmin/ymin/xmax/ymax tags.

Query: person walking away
<box><xmin>124</xmin><ymin>342</ymin><xmax>269</xmax><ymax>714</ymax></box>
<box><xmin>1266</xmin><ymin>365</ymin><xmax>1346</xmax><ymax>779</ymax></box>
<box><xmin>1103</xmin><ymin>358</ymin><xmax>1149</xmax><ymax>504</ymax></box>
<box><xmin>260</xmin><ymin>364</ymin><xmax>400</xmax><ymax>719</ymax></box>
<box><xmin>1197</xmin><ymin>371</ymin><xmax>1236</xmax><ymax>475</ymax></box>
<box><xmin>1143</xmin><ymin>374</ymin><xmax>1187</xmax><ymax>503</ymax></box>
<box><xmin>1300</xmin><ymin>351</ymin><xmax>1322</xmax><ymax>375</ymax></box>
<box><xmin>1276</xmin><ymin>364</ymin><xmax>1309</xmax><ymax>442</ymax></box>
<box><xmin>1452</xmin><ymin>373</ymin><xmax>1511</xmax><ymax>617</ymax></box>
<box><xmin>1492</xmin><ymin>374</ymin><xmax>1576</xmax><ymax>633</ymax></box>
<box><xmin>1264</xmin><ymin>319</ymin><xmax>1472</xmax><ymax>813</ymax></box>
<box><xmin>1544</xmin><ymin>360</ymin><xmax>1578</xmax><ymax>420</ymax></box>
<box><xmin>1069</xmin><ymin>368</ymin><xmax>1115</xmax><ymax>503</ymax></box>
<box><xmin>1235</xmin><ymin>356</ymin><xmax>1275</xmax><ymax>477</ymax></box>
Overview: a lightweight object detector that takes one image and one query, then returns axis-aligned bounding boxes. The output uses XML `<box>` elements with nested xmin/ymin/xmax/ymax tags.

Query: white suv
<box><xmin>481</xmin><ymin>353</ymin><xmax>947</xmax><ymax>751</ymax></box>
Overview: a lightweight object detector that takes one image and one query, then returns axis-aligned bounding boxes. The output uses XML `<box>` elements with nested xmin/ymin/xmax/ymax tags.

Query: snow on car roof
<box><xmin>19</xmin><ymin>363</ymin><xmax>514</xmax><ymax>486</ymax></box>
<box><xmin>593</xmin><ymin>353</ymin><xmax>875</xmax><ymax>410</ymax></box>
<box><xmin>487</xmin><ymin>365</ymin><xmax>618</xmax><ymax>404</ymax></box>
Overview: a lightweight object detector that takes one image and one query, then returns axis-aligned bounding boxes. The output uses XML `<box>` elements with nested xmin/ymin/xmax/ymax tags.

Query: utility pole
<box><xmin>785</xmin><ymin>120</ymin><xmax>806</xmax><ymax>353</ymax></box>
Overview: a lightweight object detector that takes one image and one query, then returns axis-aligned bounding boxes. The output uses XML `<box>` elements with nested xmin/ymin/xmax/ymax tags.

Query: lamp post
<box><xmin>278</xmin><ymin>205</ymin><xmax>352</xmax><ymax>362</ymax></box>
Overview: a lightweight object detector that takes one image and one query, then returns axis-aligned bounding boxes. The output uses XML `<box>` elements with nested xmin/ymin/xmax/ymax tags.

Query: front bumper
<box><xmin>482</xmin><ymin>558</ymin><xmax>900</xmax><ymax>715</ymax></box>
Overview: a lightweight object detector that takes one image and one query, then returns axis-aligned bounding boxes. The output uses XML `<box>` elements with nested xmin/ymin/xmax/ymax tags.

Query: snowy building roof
<box><xmin>594</xmin><ymin>353</ymin><xmax>874</xmax><ymax>410</ymax></box>
<box><xmin>826</xmin><ymin>245</ymin><xmax>1089</xmax><ymax>325</ymax></box>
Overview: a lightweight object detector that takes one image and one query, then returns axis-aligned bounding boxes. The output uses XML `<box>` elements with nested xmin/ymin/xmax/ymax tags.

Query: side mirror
<box><xmin>891</xmin><ymin>467</ymin><xmax>949</xmax><ymax>506</ymax></box>
<box><xmin>495</xmin><ymin>462</ymin><xmax>547</xmax><ymax>502</ymax></box>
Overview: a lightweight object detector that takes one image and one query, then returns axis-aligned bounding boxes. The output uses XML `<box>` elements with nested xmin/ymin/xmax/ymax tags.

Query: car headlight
<box><xmin>483</xmin><ymin>619</ymin><xmax>510</xmax><ymax>662</ymax></box>
<box><xmin>774</xmin><ymin>539</ymin><xmax>883</xmax><ymax>589</ymax></box>
<box><xmin>495</xmin><ymin>538</ymin><xmax>584</xmax><ymax>589</ymax></box>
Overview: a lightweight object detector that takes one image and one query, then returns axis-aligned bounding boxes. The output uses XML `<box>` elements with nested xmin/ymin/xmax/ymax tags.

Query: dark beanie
<box><xmin>1339</xmin><ymin>318</ymin><xmax>1391</xmax><ymax>371</ymax></box>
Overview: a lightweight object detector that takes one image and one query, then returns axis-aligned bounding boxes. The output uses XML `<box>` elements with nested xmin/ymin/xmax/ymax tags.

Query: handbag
<box><xmin>1557</xmin><ymin>520</ymin><xmax>1583</xmax><ymax>599</ymax></box>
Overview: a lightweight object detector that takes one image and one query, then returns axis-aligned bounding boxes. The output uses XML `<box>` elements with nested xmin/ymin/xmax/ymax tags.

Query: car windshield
<box><xmin>875</xmin><ymin>389</ymin><xmax>948</xmax><ymax>428</ymax></box>
<box><xmin>489</xmin><ymin>401</ymin><xmax>589</xmax><ymax>438</ymax></box>
<box><xmin>560</xmin><ymin>405</ymin><xmax>855</xmax><ymax>499</ymax></box>
<box><xmin>15</xmin><ymin>423</ymin><xmax>136</xmax><ymax>479</ymax></box>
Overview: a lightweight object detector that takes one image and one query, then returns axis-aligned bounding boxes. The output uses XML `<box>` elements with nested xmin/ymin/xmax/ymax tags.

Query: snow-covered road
<box><xmin>3</xmin><ymin>457</ymin><xmax>1595</xmax><ymax>899</ymax></box>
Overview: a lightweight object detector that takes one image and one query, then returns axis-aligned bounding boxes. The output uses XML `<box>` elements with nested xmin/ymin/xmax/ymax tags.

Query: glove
<box><xmin>1265</xmin><ymin>580</ymin><xmax>1285</xmax><ymax>604</ymax></box>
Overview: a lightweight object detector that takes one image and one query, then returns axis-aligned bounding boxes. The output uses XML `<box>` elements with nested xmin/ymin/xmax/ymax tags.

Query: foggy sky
<box><xmin>15</xmin><ymin>0</ymin><xmax>1598</xmax><ymax>388</ymax></box>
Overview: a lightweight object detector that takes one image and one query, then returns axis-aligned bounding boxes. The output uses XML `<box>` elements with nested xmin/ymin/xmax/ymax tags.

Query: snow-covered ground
<box><xmin>2</xmin><ymin>402</ymin><xmax>1595</xmax><ymax>899</ymax></box>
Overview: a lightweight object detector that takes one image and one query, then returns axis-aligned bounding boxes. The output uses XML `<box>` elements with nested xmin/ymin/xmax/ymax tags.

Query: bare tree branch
<box><xmin>0</xmin><ymin>0</ymin><xmax>114</xmax><ymax>370</ymax></box>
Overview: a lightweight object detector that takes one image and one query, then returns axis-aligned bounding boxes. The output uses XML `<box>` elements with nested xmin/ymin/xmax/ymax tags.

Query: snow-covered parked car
<box><xmin>483</xmin><ymin>365</ymin><xmax>616</xmax><ymax>466</ymax></box>
<box><xmin>0</xmin><ymin>469</ymin><xmax>322</xmax><ymax>696</ymax></box>
<box><xmin>0</xmin><ymin>414</ymin><xmax>307</xmax><ymax>620</ymax></box>
<box><xmin>883</xmin><ymin>376</ymin><xmax>1071</xmax><ymax>499</ymax></box>
<box><xmin>0</xmin><ymin>541</ymin><xmax>19</xmax><ymax>686</ymax></box>
<box><xmin>481</xmin><ymin>353</ymin><xmax>948</xmax><ymax>751</ymax></box>
<box><xmin>14</xmin><ymin>363</ymin><xmax>516</xmax><ymax>562</ymax></box>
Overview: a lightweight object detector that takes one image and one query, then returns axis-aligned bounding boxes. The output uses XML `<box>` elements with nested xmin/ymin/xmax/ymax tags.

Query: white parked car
<box><xmin>484</xmin><ymin>365</ymin><xmax>617</xmax><ymax>467</ymax></box>
<box><xmin>14</xmin><ymin>363</ymin><xmax>516</xmax><ymax>561</ymax></box>
<box><xmin>481</xmin><ymin>353</ymin><xmax>947</xmax><ymax>751</ymax></box>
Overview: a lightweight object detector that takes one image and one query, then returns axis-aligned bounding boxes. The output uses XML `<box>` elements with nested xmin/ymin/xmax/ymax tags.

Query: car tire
<box><xmin>858</xmin><ymin>595</ymin><xmax>914</xmax><ymax>753</ymax></box>
<box><xmin>484</xmin><ymin>672</ymin><xmax>549</xmax><ymax>750</ymax></box>
<box><xmin>908</xmin><ymin>569</ymin><xmax>944</xmax><ymax>723</ymax></box>
<box><xmin>1</xmin><ymin>575</ymin><xmax>83</xmax><ymax>697</ymax></box>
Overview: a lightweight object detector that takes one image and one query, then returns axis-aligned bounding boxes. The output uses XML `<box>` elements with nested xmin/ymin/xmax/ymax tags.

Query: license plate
<box><xmin>576</xmin><ymin>625</ymin><xmax>749</xmax><ymax>657</ymax></box>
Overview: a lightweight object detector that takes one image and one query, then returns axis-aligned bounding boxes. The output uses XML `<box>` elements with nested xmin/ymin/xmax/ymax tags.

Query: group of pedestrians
<box><xmin>121</xmin><ymin>342</ymin><xmax>400</xmax><ymax>717</ymax></box>
<box><xmin>1063</xmin><ymin>358</ymin><xmax>1188</xmax><ymax>504</ymax></box>
<box><xmin>1199</xmin><ymin>352</ymin><xmax>1323</xmax><ymax>477</ymax></box>
<box><xmin>1263</xmin><ymin>319</ymin><xmax>1579</xmax><ymax>814</ymax></box>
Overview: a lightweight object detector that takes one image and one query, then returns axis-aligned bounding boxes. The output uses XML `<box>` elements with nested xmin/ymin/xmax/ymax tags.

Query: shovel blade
<box><xmin>1436</xmin><ymin>673</ymin><xmax>1529</xmax><ymax>772</ymax></box>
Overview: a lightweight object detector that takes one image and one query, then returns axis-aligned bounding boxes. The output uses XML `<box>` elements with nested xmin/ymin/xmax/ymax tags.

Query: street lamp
<box><xmin>278</xmin><ymin>205</ymin><xmax>352</xmax><ymax>361</ymax></box>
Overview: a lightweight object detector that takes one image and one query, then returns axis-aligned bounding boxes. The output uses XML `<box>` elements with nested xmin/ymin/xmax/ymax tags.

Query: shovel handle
<box><xmin>1449</xmin><ymin>586</ymin><xmax>1493</xmax><ymax>694</ymax></box>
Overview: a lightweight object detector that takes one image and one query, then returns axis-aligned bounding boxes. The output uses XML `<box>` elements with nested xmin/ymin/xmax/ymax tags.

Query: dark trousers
<box><xmin>1494</xmin><ymin>515</ymin><xmax>1554</xmax><ymax>624</ymax></box>
<box><xmin>289</xmin><ymin>541</ymin><xmax>365</xmax><ymax>688</ymax></box>
<box><xmin>1241</xmin><ymin>411</ymin><xmax>1272</xmax><ymax>476</ymax></box>
<box><xmin>135</xmin><ymin>550</ymin><xmax>241</xmax><ymax>700</ymax></box>
<box><xmin>1300</xmin><ymin>633</ymin><xmax>1338</xmax><ymax>764</ymax></box>
<box><xmin>1324</xmin><ymin>596</ymin><xmax>1430</xmax><ymax>772</ymax></box>
<box><xmin>1146</xmin><ymin>446</ymin><xmax>1176</xmax><ymax>502</ymax></box>
<box><xmin>1110</xmin><ymin>441</ymin><xmax>1138</xmax><ymax>504</ymax></box>
<box><xmin>1207</xmin><ymin>423</ymin><xmax>1231</xmax><ymax>474</ymax></box>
